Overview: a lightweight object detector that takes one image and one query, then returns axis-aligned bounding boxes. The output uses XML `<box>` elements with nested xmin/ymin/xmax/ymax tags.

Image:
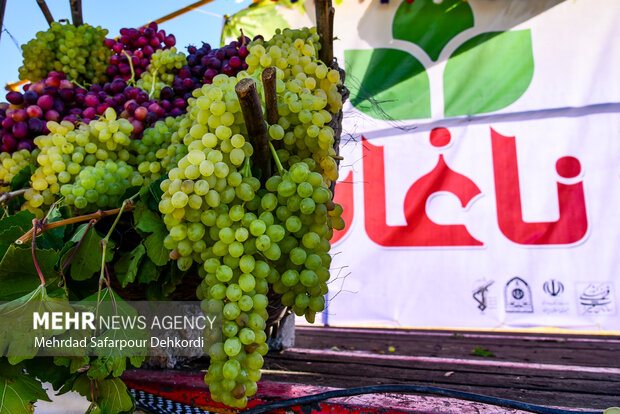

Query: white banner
<box><xmin>277</xmin><ymin>0</ymin><xmax>620</xmax><ymax>331</ymax></box>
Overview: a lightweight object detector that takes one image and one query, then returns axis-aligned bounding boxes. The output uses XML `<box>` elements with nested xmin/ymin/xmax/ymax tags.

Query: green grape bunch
<box><xmin>259</xmin><ymin>162</ymin><xmax>344</xmax><ymax>322</ymax></box>
<box><xmin>19</xmin><ymin>22</ymin><xmax>111</xmax><ymax>84</ymax></box>
<box><xmin>136</xmin><ymin>48</ymin><xmax>187</xmax><ymax>98</ymax></box>
<box><xmin>159</xmin><ymin>74</ymin><xmax>253</xmax><ymax>272</ymax></box>
<box><xmin>2</xmin><ymin>20</ymin><xmax>349</xmax><ymax>414</ymax></box>
<box><xmin>0</xmin><ymin>149</ymin><xmax>37</xmax><ymax>191</ymax></box>
<box><xmin>131</xmin><ymin>116</ymin><xmax>187</xmax><ymax>185</ymax></box>
<box><xmin>245</xmin><ymin>27</ymin><xmax>344</xmax><ymax>183</ymax></box>
<box><xmin>25</xmin><ymin>108</ymin><xmax>142</xmax><ymax>216</ymax></box>
<box><xmin>152</xmin><ymin>28</ymin><xmax>346</xmax><ymax>409</ymax></box>
<box><xmin>157</xmin><ymin>74</ymin><xmax>268</xmax><ymax>407</ymax></box>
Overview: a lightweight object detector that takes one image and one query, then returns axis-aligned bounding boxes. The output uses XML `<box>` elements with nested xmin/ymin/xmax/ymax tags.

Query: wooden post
<box><xmin>69</xmin><ymin>0</ymin><xmax>83</xmax><ymax>26</ymax></box>
<box><xmin>35</xmin><ymin>0</ymin><xmax>54</xmax><ymax>26</ymax></box>
<box><xmin>235</xmin><ymin>78</ymin><xmax>271</xmax><ymax>182</ymax></box>
<box><xmin>261</xmin><ymin>67</ymin><xmax>278</xmax><ymax>126</ymax></box>
<box><xmin>316</xmin><ymin>0</ymin><xmax>334</xmax><ymax>64</ymax></box>
<box><xmin>316</xmin><ymin>2</ymin><xmax>348</xmax><ymax>194</ymax></box>
<box><xmin>0</xmin><ymin>0</ymin><xmax>6</xmax><ymax>44</ymax></box>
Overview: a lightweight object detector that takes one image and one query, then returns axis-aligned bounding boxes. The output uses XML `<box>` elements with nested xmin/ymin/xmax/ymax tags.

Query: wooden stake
<box><xmin>35</xmin><ymin>0</ymin><xmax>55</xmax><ymax>26</ymax></box>
<box><xmin>328</xmin><ymin>64</ymin><xmax>349</xmax><ymax>196</ymax></box>
<box><xmin>235</xmin><ymin>78</ymin><xmax>271</xmax><ymax>182</ymax></box>
<box><xmin>0</xmin><ymin>0</ymin><xmax>6</xmax><ymax>44</ymax></box>
<box><xmin>69</xmin><ymin>0</ymin><xmax>83</xmax><ymax>26</ymax></box>
<box><xmin>261</xmin><ymin>67</ymin><xmax>279</xmax><ymax>126</ymax></box>
<box><xmin>316</xmin><ymin>0</ymin><xmax>333</xmax><ymax>64</ymax></box>
<box><xmin>328</xmin><ymin>4</ymin><xmax>335</xmax><ymax>60</ymax></box>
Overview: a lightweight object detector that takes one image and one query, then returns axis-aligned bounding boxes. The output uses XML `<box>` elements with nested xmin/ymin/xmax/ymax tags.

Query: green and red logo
<box><xmin>345</xmin><ymin>0</ymin><xmax>534</xmax><ymax>119</ymax></box>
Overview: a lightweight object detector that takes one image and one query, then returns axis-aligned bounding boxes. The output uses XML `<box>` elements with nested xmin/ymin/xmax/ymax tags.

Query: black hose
<box><xmin>241</xmin><ymin>384</ymin><xmax>604</xmax><ymax>414</ymax></box>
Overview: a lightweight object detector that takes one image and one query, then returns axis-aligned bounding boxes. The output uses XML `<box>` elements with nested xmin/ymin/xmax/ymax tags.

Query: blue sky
<box><xmin>0</xmin><ymin>0</ymin><xmax>252</xmax><ymax>90</ymax></box>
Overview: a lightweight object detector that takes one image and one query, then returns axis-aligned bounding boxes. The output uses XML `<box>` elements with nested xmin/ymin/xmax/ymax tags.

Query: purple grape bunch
<box><xmin>1</xmin><ymin>30</ymin><xmax>251</xmax><ymax>154</ymax></box>
<box><xmin>0</xmin><ymin>71</ymin><xmax>189</xmax><ymax>153</ymax></box>
<box><xmin>104</xmin><ymin>22</ymin><xmax>176</xmax><ymax>82</ymax></box>
<box><xmin>0</xmin><ymin>72</ymin><xmax>77</xmax><ymax>152</ymax></box>
<box><xmin>172</xmin><ymin>36</ymin><xmax>250</xmax><ymax>99</ymax></box>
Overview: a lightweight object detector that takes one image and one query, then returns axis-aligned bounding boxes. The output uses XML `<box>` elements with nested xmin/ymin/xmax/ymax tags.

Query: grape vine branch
<box><xmin>15</xmin><ymin>202</ymin><xmax>137</xmax><ymax>245</ymax></box>
<box><xmin>0</xmin><ymin>188</ymin><xmax>27</xmax><ymax>204</ymax></box>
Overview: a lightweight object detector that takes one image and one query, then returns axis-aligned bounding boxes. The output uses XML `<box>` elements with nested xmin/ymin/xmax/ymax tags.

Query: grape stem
<box><xmin>0</xmin><ymin>188</ymin><xmax>28</xmax><ymax>205</ymax></box>
<box><xmin>268</xmin><ymin>141</ymin><xmax>285</xmax><ymax>176</ymax></box>
<box><xmin>15</xmin><ymin>204</ymin><xmax>136</xmax><ymax>245</ymax></box>
<box><xmin>96</xmin><ymin>194</ymin><xmax>138</xmax><ymax>316</ymax></box>
<box><xmin>31</xmin><ymin>219</ymin><xmax>46</xmax><ymax>286</ymax></box>
<box><xmin>71</xmin><ymin>79</ymin><xmax>87</xmax><ymax>90</ymax></box>
<box><xmin>121</xmin><ymin>50</ymin><xmax>136</xmax><ymax>85</ymax></box>
<box><xmin>149</xmin><ymin>68</ymin><xmax>159</xmax><ymax>99</ymax></box>
<box><xmin>240</xmin><ymin>157</ymin><xmax>252</xmax><ymax>178</ymax></box>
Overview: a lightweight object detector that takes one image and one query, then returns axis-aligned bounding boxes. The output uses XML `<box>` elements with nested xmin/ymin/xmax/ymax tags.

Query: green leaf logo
<box><xmin>444</xmin><ymin>30</ymin><xmax>534</xmax><ymax>117</ymax></box>
<box><xmin>345</xmin><ymin>0</ymin><xmax>534</xmax><ymax>120</ymax></box>
<box><xmin>345</xmin><ymin>48</ymin><xmax>430</xmax><ymax>120</ymax></box>
<box><xmin>393</xmin><ymin>0</ymin><xmax>474</xmax><ymax>61</ymax></box>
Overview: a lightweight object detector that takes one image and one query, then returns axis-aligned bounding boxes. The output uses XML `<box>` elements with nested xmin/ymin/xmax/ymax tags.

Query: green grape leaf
<box><xmin>72</xmin><ymin>375</ymin><xmax>134</xmax><ymax>414</ymax></box>
<box><xmin>120</xmin><ymin>185</ymin><xmax>141</xmax><ymax>203</ymax></box>
<box><xmin>96</xmin><ymin>378</ymin><xmax>134</xmax><ymax>414</ymax></box>
<box><xmin>37</xmin><ymin>205</ymin><xmax>65</xmax><ymax>250</ymax></box>
<box><xmin>145</xmin><ymin>283</ymin><xmax>165</xmax><ymax>301</ymax></box>
<box><xmin>23</xmin><ymin>357</ymin><xmax>74</xmax><ymax>391</ymax></box>
<box><xmin>138</xmin><ymin>256</ymin><xmax>158</xmax><ymax>284</ymax></box>
<box><xmin>0</xmin><ymin>287</ymin><xmax>73</xmax><ymax>364</ymax></box>
<box><xmin>345</xmin><ymin>48</ymin><xmax>430</xmax><ymax>120</ymax></box>
<box><xmin>54</xmin><ymin>356</ymin><xmax>90</xmax><ymax>376</ymax></box>
<box><xmin>10</xmin><ymin>165</ymin><xmax>35</xmax><ymax>191</ymax></box>
<box><xmin>0</xmin><ymin>210</ymin><xmax>35</xmax><ymax>259</ymax></box>
<box><xmin>144</xmin><ymin>262</ymin><xmax>185</xmax><ymax>300</ymax></box>
<box><xmin>0</xmin><ymin>360</ymin><xmax>50</xmax><ymax>414</ymax></box>
<box><xmin>0</xmin><ymin>210</ymin><xmax>34</xmax><ymax>233</ymax></box>
<box><xmin>68</xmin><ymin>222</ymin><xmax>91</xmax><ymax>243</ymax></box>
<box><xmin>69</xmin><ymin>373</ymin><xmax>91</xmax><ymax>397</ymax></box>
<box><xmin>87</xmin><ymin>357</ymin><xmax>122</xmax><ymax>381</ymax></box>
<box><xmin>144</xmin><ymin>228</ymin><xmax>170</xmax><ymax>267</ymax></box>
<box><xmin>0</xmin><ymin>227</ymin><xmax>30</xmax><ymax>260</ymax></box>
<box><xmin>77</xmin><ymin>289</ymin><xmax>147</xmax><ymax>372</ymax></box>
<box><xmin>140</xmin><ymin>174</ymin><xmax>167</xmax><ymax>211</ymax></box>
<box><xmin>221</xmin><ymin>0</ymin><xmax>290</xmax><ymax>46</ymax></box>
<box><xmin>161</xmin><ymin>262</ymin><xmax>186</xmax><ymax>298</ymax></box>
<box><xmin>392</xmin><ymin>0</ymin><xmax>474</xmax><ymax>61</ymax></box>
<box><xmin>148</xmin><ymin>175</ymin><xmax>166</xmax><ymax>204</ymax></box>
<box><xmin>444</xmin><ymin>30</ymin><xmax>534</xmax><ymax>117</ymax></box>
<box><xmin>68</xmin><ymin>224</ymin><xmax>115</xmax><ymax>281</ymax></box>
<box><xmin>114</xmin><ymin>243</ymin><xmax>146</xmax><ymax>288</ymax></box>
<box><xmin>0</xmin><ymin>244</ymin><xmax>60</xmax><ymax>301</ymax></box>
<box><xmin>133</xmin><ymin>202</ymin><xmax>165</xmax><ymax>234</ymax></box>
<box><xmin>88</xmin><ymin>353</ymin><xmax>141</xmax><ymax>381</ymax></box>
<box><xmin>0</xmin><ymin>359</ymin><xmax>21</xmax><ymax>377</ymax></box>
